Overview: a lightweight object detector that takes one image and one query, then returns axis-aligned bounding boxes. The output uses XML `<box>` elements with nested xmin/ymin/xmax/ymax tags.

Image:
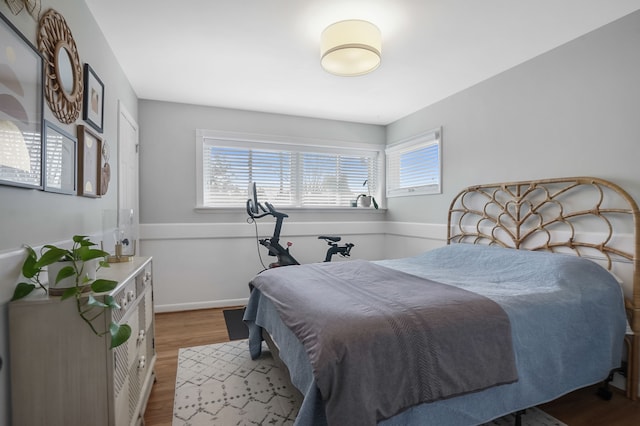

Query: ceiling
<box><xmin>84</xmin><ymin>1</ymin><xmax>640</xmax><ymax>125</ymax></box>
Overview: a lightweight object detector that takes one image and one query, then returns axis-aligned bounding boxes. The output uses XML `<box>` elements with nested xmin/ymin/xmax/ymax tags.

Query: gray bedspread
<box><xmin>249</xmin><ymin>259</ymin><xmax>518</xmax><ymax>426</ymax></box>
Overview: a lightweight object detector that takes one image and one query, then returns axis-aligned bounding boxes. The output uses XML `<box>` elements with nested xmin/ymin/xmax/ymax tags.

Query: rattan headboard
<box><xmin>447</xmin><ymin>176</ymin><xmax>639</xmax><ymax>398</ymax></box>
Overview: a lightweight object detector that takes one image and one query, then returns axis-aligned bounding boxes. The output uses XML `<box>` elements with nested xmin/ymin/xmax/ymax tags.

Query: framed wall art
<box><xmin>0</xmin><ymin>10</ymin><xmax>44</xmax><ymax>189</ymax></box>
<box><xmin>83</xmin><ymin>63</ymin><xmax>104</xmax><ymax>133</ymax></box>
<box><xmin>43</xmin><ymin>120</ymin><xmax>76</xmax><ymax>195</ymax></box>
<box><xmin>77</xmin><ymin>125</ymin><xmax>102</xmax><ymax>198</ymax></box>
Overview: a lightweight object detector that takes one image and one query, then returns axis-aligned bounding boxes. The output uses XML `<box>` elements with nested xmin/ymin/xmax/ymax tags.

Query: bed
<box><xmin>244</xmin><ymin>176</ymin><xmax>640</xmax><ymax>426</ymax></box>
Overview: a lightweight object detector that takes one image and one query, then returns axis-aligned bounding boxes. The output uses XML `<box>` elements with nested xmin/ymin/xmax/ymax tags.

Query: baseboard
<box><xmin>154</xmin><ymin>298</ymin><xmax>249</xmax><ymax>313</ymax></box>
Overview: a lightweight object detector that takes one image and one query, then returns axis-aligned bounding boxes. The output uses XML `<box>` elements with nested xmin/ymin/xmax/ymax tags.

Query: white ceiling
<box><xmin>85</xmin><ymin>0</ymin><xmax>640</xmax><ymax>125</ymax></box>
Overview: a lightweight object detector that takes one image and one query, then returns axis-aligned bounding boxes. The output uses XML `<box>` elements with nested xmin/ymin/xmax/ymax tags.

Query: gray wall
<box><xmin>0</xmin><ymin>1</ymin><xmax>138</xmax><ymax>423</ymax></box>
<box><xmin>0</xmin><ymin>0</ymin><xmax>138</xmax><ymax>251</ymax></box>
<box><xmin>386</xmin><ymin>10</ymin><xmax>640</xmax><ymax>224</ymax></box>
<box><xmin>138</xmin><ymin>100</ymin><xmax>386</xmax><ymax>224</ymax></box>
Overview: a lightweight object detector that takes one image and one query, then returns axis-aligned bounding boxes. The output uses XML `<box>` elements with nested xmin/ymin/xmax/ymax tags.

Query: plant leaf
<box><xmin>11</xmin><ymin>282</ymin><xmax>35</xmax><ymax>301</ymax></box>
<box><xmin>91</xmin><ymin>279</ymin><xmax>118</xmax><ymax>293</ymax></box>
<box><xmin>372</xmin><ymin>197</ymin><xmax>379</xmax><ymax>209</ymax></box>
<box><xmin>103</xmin><ymin>295</ymin><xmax>121</xmax><ymax>309</ymax></box>
<box><xmin>34</xmin><ymin>247</ymin><xmax>69</xmax><ymax>268</ymax></box>
<box><xmin>78</xmin><ymin>248</ymin><xmax>110</xmax><ymax>262</ymax></box>
<box><xmin>21</xmin><ymin>247</ymin><xmax>39</xmax><ymax>278</ymax></box>
<box><xmin>74</xmin><ymin>235</ymin><xmax>97</xmax><ymax>249</ymax></box>
<box><xmin>55</xmin><ymin>265</ymin><xmax>76</xmax><ymax>284</ymax></box>
<box><xmin>110</xmin><ymin>323</ymin><xmax>132</xmax><ymax>349</ymax></box>
<box><xmin>60</xmin><ymin>286</ymin><xmax>80</xmax><ymax>300</ymax></box>
<box><xmin>87</xmin><ymin>294</ymin><xmax>108</xmax><ymax>308</ymax></box>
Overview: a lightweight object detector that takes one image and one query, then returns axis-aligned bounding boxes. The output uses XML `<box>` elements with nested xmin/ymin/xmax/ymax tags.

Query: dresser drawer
<box><xmin>112</xmin><ymin>278</ymin><xmax>137</xmax><ymax>323</ymax></box>
<box><xmin>135</xmin><ymin>265</ymin><xmax>152</xmax><ymax>295</ymax></box>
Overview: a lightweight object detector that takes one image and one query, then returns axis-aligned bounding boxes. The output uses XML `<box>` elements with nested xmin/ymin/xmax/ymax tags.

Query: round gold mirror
<box><xmin>38</xmin><ymin>9</ymin><xmax>83</xmax><ymax>123</ymax></box>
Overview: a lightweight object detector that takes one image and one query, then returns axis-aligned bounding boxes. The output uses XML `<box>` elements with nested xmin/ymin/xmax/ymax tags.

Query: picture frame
<box><xmin>82</xmin><ymin>63</ymin><xmax>104</xmax><ymax>133</ymax></box>
<box><xmin>0</xmin><ymin>10</ymin><xmax>44</xmax><ymax>189</ymax></box>
<box><xmin>43</xmin><ymin>120</ymin><xmax>76</xmax><ymax>195</ymax></box>
<box><xmin>77</xmin><ymin>125</ymin><xmax>102</xmax><ymax>198</ymax></box>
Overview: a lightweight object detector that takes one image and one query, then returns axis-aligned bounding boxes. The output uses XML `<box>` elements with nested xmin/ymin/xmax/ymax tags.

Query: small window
<box><xmin>386</xmin><ymin>128</ymin><xmax>441</xmax><ymax>197</ymax></box>
<box><xmin>196</xmin><ymin>130</ymin><xmax>383</xmax><ymax>208</ymax></box>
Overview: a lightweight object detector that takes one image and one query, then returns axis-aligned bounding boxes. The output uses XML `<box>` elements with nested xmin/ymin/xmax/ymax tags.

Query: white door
<box><xmin>117</xmin><ymin>101</ymin><xmax>139</xmax><ymax>254</ymax></box>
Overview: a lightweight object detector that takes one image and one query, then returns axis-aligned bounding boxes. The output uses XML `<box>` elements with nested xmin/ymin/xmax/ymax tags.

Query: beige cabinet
<box><xmin>9</xmin><ymin>257</ymin><xmax>156</xmax><ymax>426</ymax></box>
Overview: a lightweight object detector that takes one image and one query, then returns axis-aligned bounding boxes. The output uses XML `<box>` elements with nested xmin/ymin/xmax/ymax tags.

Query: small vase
<box><xmin>359</xmin><ymin>195</ymin><xmax>372</xmax><ymax>208</ymax></box>
<box><xmin>47</xmin><ymin>259</ymin><xmax>98</xmax><ymax>296</ymax></box>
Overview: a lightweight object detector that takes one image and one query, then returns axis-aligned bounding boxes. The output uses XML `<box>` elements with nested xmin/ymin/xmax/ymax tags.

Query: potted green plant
<box><xmin>11</xmin><ymin>235</ymin><xmax>132</xmax><ymax>349</ymax></box>
<box><xmin>356</xmin><ymin>179</ymin><xmax>379</xmax><ymax>209</ymax></box>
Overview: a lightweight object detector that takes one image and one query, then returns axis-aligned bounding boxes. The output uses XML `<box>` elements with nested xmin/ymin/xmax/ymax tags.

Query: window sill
<box><xmin>194</xmin><ymin>206</ymin><xmax>386</xmax><ymax>214</ymax></box>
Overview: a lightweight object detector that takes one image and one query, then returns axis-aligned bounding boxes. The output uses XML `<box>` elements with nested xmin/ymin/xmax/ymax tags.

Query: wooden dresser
<box><xmin>9</xmin><ymin>257</ymin><xmax>156</xmax><ymax>426</ymax></box>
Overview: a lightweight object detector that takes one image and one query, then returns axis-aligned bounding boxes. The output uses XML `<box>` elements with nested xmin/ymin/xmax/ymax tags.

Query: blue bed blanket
<box><xmin>244</xmin><ymin>244</ymin><xmax>627</xmax><ymax>426</ymax></box>
<box><xmin>249</xmin><ymin>260</ymin><xmax>517</xmax><ymax>425</ymax></box>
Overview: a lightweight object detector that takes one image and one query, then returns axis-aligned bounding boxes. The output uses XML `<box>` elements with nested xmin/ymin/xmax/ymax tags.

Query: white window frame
<box><xmin>385</xmin><ymin>128</ymin><xmax>442</xmax><ymax>198</ymax></box>
<box><xmin>196</xmin><ymin>129</ymin><xmax>385</xmax><ymax>209</ymax></box>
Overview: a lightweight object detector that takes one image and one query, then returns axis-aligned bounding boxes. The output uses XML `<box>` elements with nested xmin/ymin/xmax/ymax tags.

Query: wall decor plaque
<box><xmin>77</xmin><ymin>125</ymin><xmax>101</xmax><ymax>197</ymax></box>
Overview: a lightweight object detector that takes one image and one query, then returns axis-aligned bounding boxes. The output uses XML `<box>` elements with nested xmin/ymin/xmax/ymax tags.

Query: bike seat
<box><xmin>318</xmin><ymin>235</ymin><xmax>341</xmax><ymax>242</ymax></box>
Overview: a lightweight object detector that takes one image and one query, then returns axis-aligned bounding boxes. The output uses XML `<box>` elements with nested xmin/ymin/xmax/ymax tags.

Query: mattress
<box><xmin>244</xmin><ymin>244</ymin><xmax>627</xmax><ymax>425</ymax></box>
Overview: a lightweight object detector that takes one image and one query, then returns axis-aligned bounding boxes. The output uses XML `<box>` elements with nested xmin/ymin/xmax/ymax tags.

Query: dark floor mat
<box><xmin>223</xmin><ymin>308</ymin><xmax>249</xmax><ymax>340</ymax></box>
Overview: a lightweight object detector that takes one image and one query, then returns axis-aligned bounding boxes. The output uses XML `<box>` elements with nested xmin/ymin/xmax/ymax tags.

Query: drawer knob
<box><xmin>138</xmin><ymin>356</ymin><xmax>146</xmax><ymax>370</ymax></box>
<box><xmin>137</xmin><ymin>330</ymin><xmax>145</xmax><ymax>343</ymax></box>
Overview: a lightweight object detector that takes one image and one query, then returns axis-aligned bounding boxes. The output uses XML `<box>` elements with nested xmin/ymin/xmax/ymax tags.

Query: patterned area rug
<box><xmin>173</xmin><ymin>340</ymin><xmax>299</xmax><ymax>425</ymax></box>
<box><xmin>173</xmin><ymin>340</ymin><xmax>567</xmax><ymax>426</ymax></box>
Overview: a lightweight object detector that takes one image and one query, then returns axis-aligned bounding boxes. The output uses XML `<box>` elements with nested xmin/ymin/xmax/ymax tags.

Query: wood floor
<box><xmin>144</xmin><ymin>308</ymin><xmax>640</xmax><ymax>425</ymax></box>
<box><xmin>143</xmin><ymin>307</ymin><xmax>235</xmax><ymax>426</ymax></box>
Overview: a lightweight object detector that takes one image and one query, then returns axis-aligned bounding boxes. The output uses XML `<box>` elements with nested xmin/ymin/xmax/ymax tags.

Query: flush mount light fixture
<box><xmin>320</xmin><ymin>19</ymin><xmax>381</xmax><ymax>77</ymax></box>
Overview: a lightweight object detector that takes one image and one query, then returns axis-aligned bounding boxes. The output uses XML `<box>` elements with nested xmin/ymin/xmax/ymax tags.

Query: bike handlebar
<box><xmin>246</xmin><ymin>199</ymin><xmax>268</xmax><ymax>219</ymax></box>
<box><xmin>265</xmin><ymin>202</ymin><xmax>288</xmax><ymax>218</ymax></box>
<box><xmin>247</xmin><ymin>199</ymin><xmax>289</xmax><ymax>220</ymax></box>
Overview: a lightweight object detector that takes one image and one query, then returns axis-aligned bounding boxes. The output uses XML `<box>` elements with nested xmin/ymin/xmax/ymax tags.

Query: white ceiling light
<box><xmin>320</xmin><ymin>19</ymin><xmax>381</xmax><ymax>77</ymax></box>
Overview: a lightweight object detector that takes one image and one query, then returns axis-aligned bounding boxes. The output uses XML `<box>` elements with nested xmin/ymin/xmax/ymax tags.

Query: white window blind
<box><xmin>44</xmin><ymin>132</ymin><xmax>66</xmax><ymax>188</ymax></box>
<box><xmin>0</xmin><ymin>130</ymin><xmax>42</xmax><ymax>187</ymax></box>
<box><xmin>197</xmin><ymin>131</ymin><xmax>381</xmax><ymax>208</ymax></box>
<box><xmin>386</xmin><ymin>128</ymin><xmax>441</xmax><ymax>197</ymax></box>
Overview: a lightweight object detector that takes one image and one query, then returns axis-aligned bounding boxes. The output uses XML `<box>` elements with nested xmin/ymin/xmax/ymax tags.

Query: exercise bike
<box><xmin>246</xmin><ymin>183</ymin><xmax>354</xmax><ymax>269</ymax></box>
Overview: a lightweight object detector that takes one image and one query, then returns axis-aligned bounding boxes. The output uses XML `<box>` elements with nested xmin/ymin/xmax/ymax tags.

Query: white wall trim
<box><xmin>140</xmin><ymin>221</ymin><xmax>448</xmax><ymax>241</ymax></box>
<box><xmin>140</xmin><ymin>221</ymin><xmax>388</xmax><ymax>240</ymax></box>
<box><xmin>384</xmin><ymin>222</ymin><xmax>448</xmax><ymax>241</ymax></box>
<box><xmin>0</xmin><ymin>247</ymin><xmax>29</xmax><ymax>303</ymax></box>
<box><xmin>141</xmin><ymin>220</ymin><xmax>636</xmax><ymax>312</ymax></box>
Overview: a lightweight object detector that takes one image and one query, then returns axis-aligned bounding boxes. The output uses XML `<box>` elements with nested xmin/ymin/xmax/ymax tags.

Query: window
<box><xmin>386</xmin><ymin>128</ymin><xmax>441</xmax><ymax>197</ymax></box>
<box><xmin>196</xmin><ymin>130</ymin><xmax>382</xmax><ymax>208</ymax></box>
